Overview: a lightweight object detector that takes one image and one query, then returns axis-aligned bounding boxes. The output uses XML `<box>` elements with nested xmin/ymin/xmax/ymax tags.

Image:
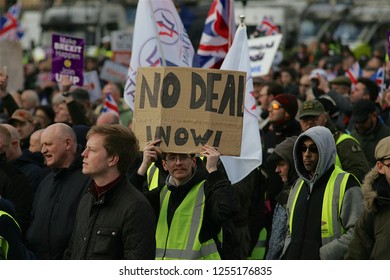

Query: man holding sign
<box><xmin>132</xmin><ymin>139</ymin><xmax>240</xmax><ymax>260</ymax></box>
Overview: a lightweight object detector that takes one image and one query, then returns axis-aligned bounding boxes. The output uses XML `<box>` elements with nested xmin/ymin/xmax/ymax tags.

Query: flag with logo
<box><xmin>256</xmin><ymin>16</ymin><xmax>280</xmax><ymax>36</ymax></box>
<box><xmin>0</xmin><ymin>2</ymin><xmax>24</xmax><ymax>41</ymax></box>
<box><xmin>220</xmin><ymin>23</ymin><xmax>262</xmax><ymax>184</ymax></box>
<box><xmin>196</xmin><ymin>0</ymin><xmax>235</xmax><ymax>69</ymax></box>
<box><xmin>102</xmin><ymin>92</ymin><xmax>120</xmax><ymax>118</ymax></box>
<box><xmin>124</xmin><ymin>0</ymin><xmax>197</xmax><ymax>111</ymax></box>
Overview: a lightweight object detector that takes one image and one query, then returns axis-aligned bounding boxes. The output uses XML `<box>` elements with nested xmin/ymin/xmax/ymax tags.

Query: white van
<box><xmin>40</xmin><ymin>1</ymin><xmax>129</xmax><ymax>47</ymax></box>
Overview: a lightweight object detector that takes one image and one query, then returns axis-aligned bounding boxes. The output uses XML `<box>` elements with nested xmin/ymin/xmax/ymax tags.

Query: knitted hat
<box><xmin>273</xmin><ymin>94</ymin><xmax>298</xmax><ymax>118</ymax></box>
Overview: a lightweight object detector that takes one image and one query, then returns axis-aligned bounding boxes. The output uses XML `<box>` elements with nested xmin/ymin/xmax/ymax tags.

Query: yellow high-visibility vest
<box><xmin>155</xmin><ymin>181</ymin><xmax>221</xmax><ymax>260</ymax></box>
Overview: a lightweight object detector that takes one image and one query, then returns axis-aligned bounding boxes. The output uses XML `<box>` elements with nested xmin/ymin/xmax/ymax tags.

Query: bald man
<box><xmin>0</xmin><ymin>125</ymin><xmax>33</xmax><ymax>239</ymax></box>
<box><xmin>96</xmin><ymin>111</ymin><xmax>120</xmax><ymax>125</ymax></box>
<box><xmin>26</xmin><ymin>123</ymin><xmax>92</xmax><ymax>260</ymax></box>
<box><xmin>1</xmin><ymin>124</ymin><xmax>45</xmax><ymax>195</ymax></box>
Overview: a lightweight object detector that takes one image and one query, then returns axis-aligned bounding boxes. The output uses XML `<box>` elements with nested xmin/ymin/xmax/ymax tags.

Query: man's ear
<box><xmin>162</xmin><ymin>160</ymin><xmax>169</xmax><ymax>171</ymax></box>
<box><xmin>108</xmin><ymin>154</ymin><xmax>119</xmax><ymax>167</ymax></box>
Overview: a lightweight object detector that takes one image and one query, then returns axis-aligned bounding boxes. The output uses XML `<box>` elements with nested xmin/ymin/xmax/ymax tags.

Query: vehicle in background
<box><xmin>298</xmin><ymin>2</ymin><xmax>351</xmax><ymax>47</ymax></box>
<box><xmin>20</xmin><ymin>10</ymin><xmax>42</xmax><ymax>50</ymax></box>
<box><xmin>40</xmin><ymin>1</ymin><xmax>129</xmax><ymax>47</ymax></box>
<box><xmin>332</xmin><ymin>5</ymin><xmax>390</xmax><ymax>59</ymax></box>
<box><xmin>234</xmin><ymin>0</ymin><xmax>302</xmax><ymax>50</ymax></box>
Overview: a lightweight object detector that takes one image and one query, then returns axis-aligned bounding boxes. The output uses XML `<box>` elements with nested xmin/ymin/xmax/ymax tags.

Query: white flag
<box><xmin>124</xmin><ymin>0</ymin><xmax>196</xmax><ymax>110</ymax></box>
<box><xmin>220</xmin><ymin>24</ymin><xmax>262</xmax><ymax>184</ymax></box>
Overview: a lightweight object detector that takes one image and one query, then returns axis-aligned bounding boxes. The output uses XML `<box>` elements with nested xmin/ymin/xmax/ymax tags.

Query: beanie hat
<box><xmin>273</xmin><ymin>94</ymin><xmax>298</xmax><ymax>118</ymax></box>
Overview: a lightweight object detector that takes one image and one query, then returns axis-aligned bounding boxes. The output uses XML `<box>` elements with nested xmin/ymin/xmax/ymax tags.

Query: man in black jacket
<box><xmin>64</xmin><ymin>124</ymin><xmax>156</xmax><ymax>259</ymax></box>
<box><xmin>26</xmin><ymin>123</ymin><xmax>92</xmax><ymax>259</ymax></box>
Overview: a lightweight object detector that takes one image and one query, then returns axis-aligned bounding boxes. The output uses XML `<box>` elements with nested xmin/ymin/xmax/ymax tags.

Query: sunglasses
<box><xmin>269</xmin><ymin>101</ymin><xmax>282</xmax><ymax>110</ymax></box>
<box><xmin>299</xmin><ymin>144</ymin><xmax>318</xmax><ymax>153</ymax></box>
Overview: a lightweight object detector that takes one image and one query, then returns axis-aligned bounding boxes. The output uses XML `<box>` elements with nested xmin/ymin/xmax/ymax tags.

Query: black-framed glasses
<box><xmin>299</xmin><ymin>144</ymin><xmax>318</xmax><ymax>154</ymax></box>
<box><xmin>165</xmin><ymin>154</ymin><xmax>192</xmax><ymax>163</ymax></box>
<box><xmin>381</xmin><ymin>161</ymin><xmax>390</xmax><ymax>168</ymax></box>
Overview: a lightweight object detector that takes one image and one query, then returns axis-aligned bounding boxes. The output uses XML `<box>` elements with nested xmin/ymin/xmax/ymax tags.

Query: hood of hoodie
<box><xmin>293</xmin><ymin>126</ymin><xmax>336</xmax><ymax>184</ymax></box>
<box><xmin>274</xmin><ymin>136</ymin><xmax>299</xmax><ymax>185</ymax></box>
<box><xmin>361</xmin><ymin>168</ymin><xmax>390</xmax><ymax>213</ymax></box>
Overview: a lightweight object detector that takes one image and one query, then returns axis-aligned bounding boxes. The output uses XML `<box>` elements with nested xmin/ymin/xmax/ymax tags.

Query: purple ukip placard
<box><xmin>51</xmin><ymin>33</ymin><xmax>84</xmax><ymax>86</ymax></box>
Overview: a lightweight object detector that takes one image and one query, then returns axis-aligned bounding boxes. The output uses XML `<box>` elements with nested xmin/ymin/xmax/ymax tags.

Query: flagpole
<box><xmin>147</xmin><ymin>0</ymin><xmax>167</xmax><ymax>66</ymax></box>
<box><xmin>240</xmin><ymin>14</ymin><xmax>245</xmax><ymax>27</ymax></box>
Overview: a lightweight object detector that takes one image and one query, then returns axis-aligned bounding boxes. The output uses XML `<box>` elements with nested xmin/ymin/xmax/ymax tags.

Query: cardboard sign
<box><xmin>248</xmin><ymin>34</ymin><xmax>282</xmax><ymax>77</ymax></box>
<box><xmin>133</xmin><ymin>67</ymin><xmax>246</xmax><ymax>156</ymax></box>
<box><xmin>51</xmin><ymin>33</ymin><xmax>84</xmax><ymax>86</ymax></box>
<box><xmin>0</xmin><ymin>41</ymin><xmax>24</xmax><ymax>92</ymax></box>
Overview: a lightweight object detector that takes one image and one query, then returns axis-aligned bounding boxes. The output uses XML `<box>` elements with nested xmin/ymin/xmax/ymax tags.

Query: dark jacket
<box><xmin>131</xmin><ymin>157</ymin><xmax>240</xmax><ymax>259</ymax></box>
<box><xmin>0</xmin><ymin>154</ymin><xmax>33</xmax><ymax>240</ymax></box>
<box><xmin>0</xmin><ymin>197</ymin><xmax>35</xmax><ymax>259</ymax></box>
<box><xmin>64</xmin><ymin>176</ymin><xmax>156</xmax><ymax>260</ymax></box>
<box><xmin>351</xmin><ymin>120</ymin><xmax>390</xmax><ymax>167</ymax></box>
<box><xmin>345</xmin><ymin>169</ymin><xmax>390</xmax><ymax>259</ymax></box>
<box><xmin>11</xmin><ymin>150</ymin><xmax>46</xmax><ymax>195</ymax></box>
<box><xmin>282</xmin><ymin>126</ymin><xmax>363</xmax><ymax>260</ymax></box>
<box><xmin>26</xmin><ymin>147</ymin><xmax>91</xmax><ymax>259</ymax></box>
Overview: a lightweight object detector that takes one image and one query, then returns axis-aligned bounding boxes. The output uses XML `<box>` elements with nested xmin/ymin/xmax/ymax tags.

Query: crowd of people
<box><xmin>1</xmin><ymin>38</ymin><xmax>390</xmax><ymax>260</ymax></box>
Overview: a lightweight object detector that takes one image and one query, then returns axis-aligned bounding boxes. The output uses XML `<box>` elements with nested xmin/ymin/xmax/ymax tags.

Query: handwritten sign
<box><xmin>133</xmin><ymin>67</ymin><xmax>246</xmax><ymax>155</ymax></box>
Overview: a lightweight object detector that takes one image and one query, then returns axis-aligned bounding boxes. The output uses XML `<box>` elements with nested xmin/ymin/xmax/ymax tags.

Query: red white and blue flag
<box><xmin>124</xmin><ymin>0</ymin><xmax>197</xmax><ymax>111</ymax></box>
<box><xmin>220</xmin><ymin>23</ymin><xmax>262</xmax><ymax>184</ymax></box>
<box><xmin>196</xmin><ymin>0</ymin><xmax>235</xmax><ymax>69</ymax></box>
<box><xmin>102</xmin><ymin>92</ymin><xmax>120</xmax><ymax>117</ymax></box>
<box><xmin>345</xmin><ymin>61</ymin><xmax>362</xmax><ymax>85</ymax></box>
<box><xmin>256</xmin><ymin>16</ymin><xmax>280</xmax><ymax>36</ymax></box>
<box><xmin>372</xmin><ymin>66</ymin><xmax>385</xmax><ymax>97</ymax></box>
<box><xmin>0</xmin><ymin>2</ymin><xmax>24</xmax><ymax>41</ymax></box>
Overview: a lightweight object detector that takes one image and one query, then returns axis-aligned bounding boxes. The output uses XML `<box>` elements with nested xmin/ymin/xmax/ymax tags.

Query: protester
<box><xmin>0</xmin><ymin>125</ymin><xmax>33</xmax><ymax>239</ymax></box>
<box><xmin>26</xmin><ymin>123</ymin><xmax>92</xmax><ymax>259</ymax></box>
<box><xmin>64</xmin><ymin>124</ymin><xmax>156</xmax><ymax>259</ymax></box>
<box><xmin>281</xmin><ymin>126</ymin><xmax>363</xmax><ymax>259</ymax></box>
<box><xmin>2</xmin><ymin>124</ymin><xmax>45</xmax><ymax>195</ymax></box>
<box><xmin>345</xmin><ymin>136</ymin><xmax>390</xmax><ymax>259</ymax></box>
<box><xmin>0</xmin><ymin>196</ymin><xmax>35</xmax><ymax>260</ymax></box>
<box><xmin>132</xmin><ymin>139</ymin><xmax>240</xmax><ymax>259</ymax></box>
<box><xmin>265</xmin><ymin>136</ymin><xmax>298</xmax><ymax>260</ymax></box>
<box><xmin>94</xmin><ymin>82</ymin><xmax>133</xmax><ymax>127</ymax></box>
<box><xmin>350</xmin><ymin>99</ymin><xmax>390</xmax><ymax>167</ymax></box>
<box><xmin>297</xmin><ymin>99</ymin><xmax>370</xmax><ymax>183</ymax></box>
<box><xmin>8</xmin><ymin>109</ymin><xmax>36</xmax><ymax>150</ymax></box>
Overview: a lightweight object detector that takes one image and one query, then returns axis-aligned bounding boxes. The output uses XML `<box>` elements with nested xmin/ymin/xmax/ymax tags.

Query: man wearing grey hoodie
<box><xmin>281</xmin><ymin>126</ymin><xmax>363</xmax><ymax>259</ymax></box>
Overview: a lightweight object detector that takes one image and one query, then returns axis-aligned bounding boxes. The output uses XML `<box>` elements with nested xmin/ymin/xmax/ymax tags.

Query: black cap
<box><xmin>351</xmin><ymin>99</ymin><xmax>376</xmax><ymax>123</ymax></box>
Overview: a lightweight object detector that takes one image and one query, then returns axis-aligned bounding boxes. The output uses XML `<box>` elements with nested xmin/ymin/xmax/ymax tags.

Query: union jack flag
<box><xmin>0</xmin><ymin>2</ymin><xmax>24</xmax><ymax>41</ymax></box>
<box><xmin>102</xmin><ymin>92</ymin><xmax>120</xmax><ymax>117</ymax></box>
<box><xmin>256</xmin><ymin>16</ymin><xmax>280</xmax><ymax>36</ymax></box>
<box><xmin>196</xmin><ymin>0</ymin><xmax>236</xmax><ymax>69</ymax></box>
<box><xmin>345</xmin><ymin>61</ymin><xmax>362</xmax><ymax>85</ymax></box>
<box><xmin>372</xmin><ymin>66</ymin><xmax>385</xmax><ymax>97</ymax></box>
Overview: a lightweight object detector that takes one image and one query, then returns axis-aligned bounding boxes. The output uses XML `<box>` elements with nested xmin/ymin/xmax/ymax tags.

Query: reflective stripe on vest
<box><xmin>146</xmin><ymin>163</ymin><xmax>159</xmax><ymax>190</ymax></box>
<box><xmin>0</xmin><ymin>211</ymin><xmax>20</xmax><ymax>260</ymax></box>
<box><xmin>155</xmin><ymin>181</ymin><xmax>221</xmax><ymax>260</ymax></box>
<box><xmin>247</xmin><ymin>227</ymin><xmax>267</xmax><ymax>260</ymax></box>
<box><xmin>288</xmin><ymin>167</ymin><xmax>350</xmax><ymax>244</ymax></box>
<box><xmin>334</xmin><ymin>133</ymin><xmax>360</xmax><ymax>169</ymax></box>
